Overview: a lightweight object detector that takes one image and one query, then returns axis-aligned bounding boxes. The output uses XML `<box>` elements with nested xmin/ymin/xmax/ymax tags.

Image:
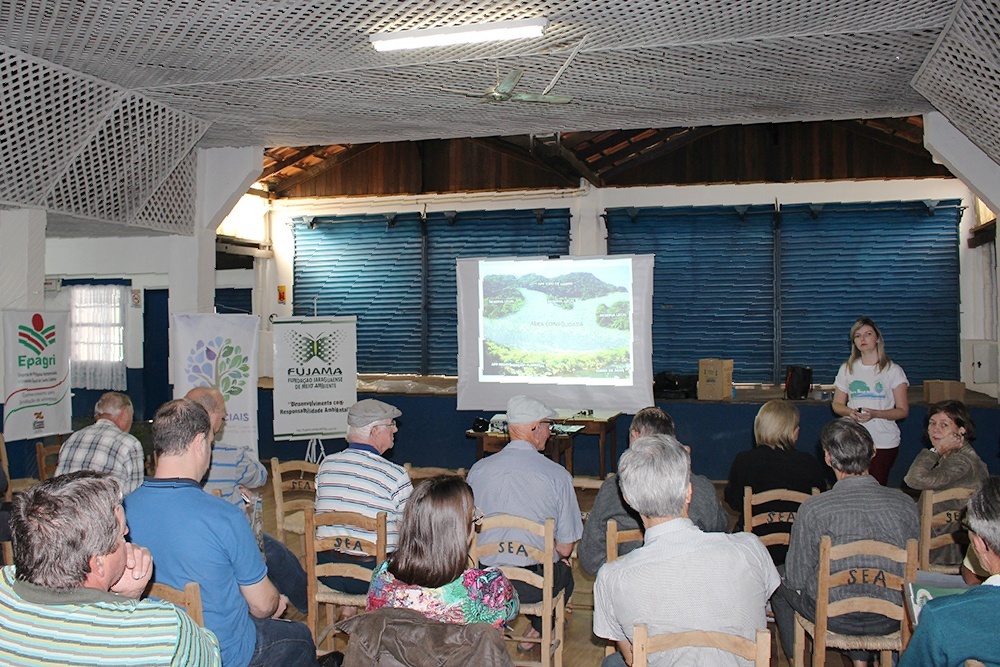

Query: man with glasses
<box><xmin>468</xmin><ymin>395</ymin><xmax>583</xmax><ymax>650</ymax></box>
<box><xmin>314</xmin><ymin>399</ymin><xmax>413</xmax><ymax>596</ymax></box>
<box><xmin>900</xmin><ymin>476</ymin><xmax>1000</xmax><ymax>665</ymax></box>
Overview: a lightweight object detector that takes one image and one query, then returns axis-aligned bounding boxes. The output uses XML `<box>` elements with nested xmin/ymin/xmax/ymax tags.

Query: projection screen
<box><xmin>456</xmin><ymin>254</ymin><xmax>654</xmax><ymax>412</ymax></box>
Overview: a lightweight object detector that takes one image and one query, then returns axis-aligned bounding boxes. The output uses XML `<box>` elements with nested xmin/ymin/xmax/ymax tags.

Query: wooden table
<box><xmin>465</xmin><ymin>430</ymin><xmax>577</xmax><ymax>474</ymax></box>
<box><xmin>558</xmin><ymin>412</ymin><xmax>622</xmax><ymax>479</ymax></box>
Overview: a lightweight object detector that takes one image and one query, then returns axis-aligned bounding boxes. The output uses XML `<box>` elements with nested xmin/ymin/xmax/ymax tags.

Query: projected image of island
<box><xmin>479</xmin><ymin>257</ymin><xmax>633</xmax><ymax>384</ymax></box>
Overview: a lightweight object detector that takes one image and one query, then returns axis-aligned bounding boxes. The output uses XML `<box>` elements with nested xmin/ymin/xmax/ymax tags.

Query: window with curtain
<box><xmin>68</xmin><ymin>284</ymin><xmax>127</xmax><ymax>390</ymax></box>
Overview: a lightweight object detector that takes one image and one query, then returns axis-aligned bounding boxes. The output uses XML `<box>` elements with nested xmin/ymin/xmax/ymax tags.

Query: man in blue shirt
<box><xmin>126</xmin><ymin>399</ymin><xmax>321</xmax><ymax>667</ymax></box>
<box><xmin>901</xmin><ymin>476</ymin><xmax>1000</xmax><ymax>666</ymax></box>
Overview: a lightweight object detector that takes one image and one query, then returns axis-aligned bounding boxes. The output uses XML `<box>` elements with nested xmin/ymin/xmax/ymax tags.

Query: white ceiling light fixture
<box><xmin>370</xmin><ymin>17</ymin><xmax>548</xmax><ymax>52</ymax></box>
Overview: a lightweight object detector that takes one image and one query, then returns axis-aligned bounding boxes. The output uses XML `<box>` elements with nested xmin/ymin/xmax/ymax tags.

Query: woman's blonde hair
<box><xmin>846</xmin><ymin>317</ymin><xmax>891</xmax><ymax>372</ymax></box>
<box><xmin>753</xmin><ymin>399</ymin><xmax>800</xmax><ymax>450</ymax></box>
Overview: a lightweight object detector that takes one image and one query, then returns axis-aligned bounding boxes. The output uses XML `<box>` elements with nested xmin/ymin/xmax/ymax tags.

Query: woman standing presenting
<box><xmin>832</xmin><ymin>317</ymin><xmax>910</xmax><ymax>485</ymax></box>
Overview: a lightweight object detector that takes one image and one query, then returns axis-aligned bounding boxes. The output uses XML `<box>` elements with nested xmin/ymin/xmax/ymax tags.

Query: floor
<box><xmin>260</xmin><ymin>475</ymin><xmax>854</xmax><ymax>666</ymax></box>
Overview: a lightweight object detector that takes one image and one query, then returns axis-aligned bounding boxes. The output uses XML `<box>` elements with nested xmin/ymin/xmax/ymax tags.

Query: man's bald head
<box><xmin>185</xmin><ymin>386</ymin><xmax>226</xmax><ymax>435</ymax></box>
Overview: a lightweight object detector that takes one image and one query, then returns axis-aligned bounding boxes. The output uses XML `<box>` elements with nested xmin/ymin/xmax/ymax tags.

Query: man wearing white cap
<box><xmin>467</xmin><ymin>395</ymin><xmax>583</xmax><ymax>647</ymax></box>
<box><xmin>314</xmin><ymin>399</ymin><xmax>412</xmax><ymax>594</ymax></box>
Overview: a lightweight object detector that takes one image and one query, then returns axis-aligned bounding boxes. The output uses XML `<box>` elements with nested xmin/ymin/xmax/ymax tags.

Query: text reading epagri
<box><xmin>18</xmin><ymin>355</ymin><xmax>56</xmax><ymax>369</ymax></box>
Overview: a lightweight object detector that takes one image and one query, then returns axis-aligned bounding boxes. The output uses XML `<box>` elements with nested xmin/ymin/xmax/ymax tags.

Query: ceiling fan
<box><xmin>447</xmin><ymin>69</ymin><xmax>572</xmax><ymax>104</ymax></box>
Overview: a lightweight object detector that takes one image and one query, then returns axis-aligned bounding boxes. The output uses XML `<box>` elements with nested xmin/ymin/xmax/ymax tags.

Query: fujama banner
<box><xmin>272</xmin><ymin>316</ymin><xmax>357</xmax><ymax>441</ymax></box>
<box><xmin>2</xmin><ymin>310</ymin><xmax>72</xmax><ymax>440</ymax></box>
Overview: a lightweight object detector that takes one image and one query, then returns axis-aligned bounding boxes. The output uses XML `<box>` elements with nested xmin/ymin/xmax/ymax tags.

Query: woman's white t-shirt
<box><xmin>834</xmin><ymin>361</ymin><xmax>909</xmax><ymax>450</ymax></box>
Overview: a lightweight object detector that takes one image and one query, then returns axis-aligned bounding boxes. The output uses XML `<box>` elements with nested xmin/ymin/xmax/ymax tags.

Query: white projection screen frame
<box><xmin>456</xmin><ymin>254</ymin><xmax>654</xmax><ymax>412</ymax></box>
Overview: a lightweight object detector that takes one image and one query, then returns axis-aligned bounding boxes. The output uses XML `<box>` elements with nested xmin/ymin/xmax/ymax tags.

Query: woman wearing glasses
<box><xmin>366</xmin><ymin>475</ymin><xmax>518</xmax><ymax>628</ymax></box>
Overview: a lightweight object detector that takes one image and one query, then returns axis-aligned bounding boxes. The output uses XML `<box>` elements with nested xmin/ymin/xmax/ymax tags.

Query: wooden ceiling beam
<box><xmin>589</xmin><ymin>129</ymin><xmax>678</xmax><ymax>173</ymax></box>
<box><xmin>845</xmin><ymin>120</ymin><xmax>929</xmax><ymax>156</ymax></box>
<box><xmin>272</xmin><ymin>144</ymin><xmax>378</xmax><ymax>194</ymax></box>
<box><xmin>469</xmin><ymin>138</ymin><xmax>579</xmax><ymax>187</ymax></box>
<box><xmin>260</xmin><ymin>145</ymin><xmax>325</xmax><ymax>179</ymax></box>
<box><xmin>576</xmin><ymin>129</ymin><xmax>662</xmax><ymax>165</ymax></box>
<box><xmin>531</xmin><ymin>136</ymin><xmax>605</xmax><ymax>187</ymax></box>
<box><xmin>600</xmin><ymin>126</ymin><xmax>723</xmax><ymax>180</ymax></box>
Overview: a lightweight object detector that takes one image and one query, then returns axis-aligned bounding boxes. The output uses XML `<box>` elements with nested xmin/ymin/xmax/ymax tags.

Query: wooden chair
<box><xmin>148</xmin><ymin>581</ymin><xmax>205</xmax><ymax>626</ymax></box>
<box><xmin>600</xmin><ymin>519</ymin><xmax>645</xmax><ymax>656</ymax></box>
<box><xmin>0</xmin><ymin>435</ymin><xmax>38</xmax><ymax>501</ymax></box>
<box><xmin>270</xmin><ymin>457</ymin><xmax>318</xmax><ymax>551</ymax></box>
<box><xmin>793</xmin><ymin>536</ymin><xmax>918</xmax><ymax>667</ymax></box>
<box><xmin>919</xmin><ymin>487</ymin><xmax>975</xmax><ymax>573</ymax></box>
<box><xmin>305</xmin><ymin>508</ymin><xmax>387</xmax><ymax>650</ymax></box>
<box><xmin>402</xmin><ymin>463</ymin><xmax>467</xmax><ymax>484</ymax></box>
<box><xmin>606</xmin><ymin>518</ymin><xmax>643</xmax><ymax>567</ymax></box>
<box><xmin>742</xmin><ymin>486</ymin><xmax>819</xmax><ymax>549</ymax></box>
<box><xmin>471</xmin><ymin>515</ymin><xmax>565</xmax><ymax>667</ymax></box>
<box><xmin>35</xmin><ymin>441</ymin><xmax>61</xmax><ymax>481</ymax></box>
<box><xmin>632</xmin><ymin>625</ymin><xmax>771</xmax><ymax>667</ymax></box>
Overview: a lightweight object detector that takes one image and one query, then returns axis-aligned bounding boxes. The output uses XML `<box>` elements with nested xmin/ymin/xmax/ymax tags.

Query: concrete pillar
<box><xmin>167</xmin><ymin>146</ymin><xmax>263</xmax><ymax>382</ymax></box>
<box><xmin>0</xmin><ymin>208</ymin><xmax>47</xmax><ymax>395</ymax></box>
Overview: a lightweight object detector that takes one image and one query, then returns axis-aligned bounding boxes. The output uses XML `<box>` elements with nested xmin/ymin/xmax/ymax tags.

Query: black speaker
<box><xmin>784</xmin><ymin>365</ymin><xmax>813</xmax><ymax>400</ymax></box>
<box><xmin>471</xmin><ymin>416</ymin><xmax>490</xmax><ymax>433</ymax></box>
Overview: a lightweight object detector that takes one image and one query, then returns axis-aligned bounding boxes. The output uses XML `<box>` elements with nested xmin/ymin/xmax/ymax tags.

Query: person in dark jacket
<box><xmin>724</xmin><ymin>399</ymin><xmax>828</xmax><ymax>565</ymax></box>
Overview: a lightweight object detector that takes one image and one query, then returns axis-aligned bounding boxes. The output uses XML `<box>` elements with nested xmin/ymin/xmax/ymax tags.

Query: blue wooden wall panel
<box><xmin>425</xmin><ymin>209</ymin><xmax>571</xmax><ymax>375</ymax></box>
<box><xmin>606</xmin><ymin>205</ymin><xmax>777</xmax><ymax>382</ymax></box>
<box><xmin>779</xmin><ymin>200</ymin><xmax>961</xmax><ymax>384</ymax></box>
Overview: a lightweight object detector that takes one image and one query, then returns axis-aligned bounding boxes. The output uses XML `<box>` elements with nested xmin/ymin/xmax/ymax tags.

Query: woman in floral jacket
<box><xmin>367</xmin><ymin>475</ymin><xmax>518</xmax><ymax>628</ymax></box>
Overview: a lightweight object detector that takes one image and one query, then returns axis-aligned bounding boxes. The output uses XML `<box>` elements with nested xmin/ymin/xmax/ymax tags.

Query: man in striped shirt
<box><xmin>0</xmin><ymin>471</ymin><xmax>220</xmax><ymax>666</ymax></box>
<box><xmin>314</xmin><ymin>399</ymin><xmax>412</xmax><ymax>594</ymax></box>
<box><xmin>189</xmin><ymin>386</ymin><xmax>268</xmax><ymax>504</ymax></box>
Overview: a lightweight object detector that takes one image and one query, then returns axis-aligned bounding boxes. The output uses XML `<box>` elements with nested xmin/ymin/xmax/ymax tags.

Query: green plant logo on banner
<box><xmin>185</xmin><ymin>336</ymin><xmax>251</xmax><ymax>399</ymax></box>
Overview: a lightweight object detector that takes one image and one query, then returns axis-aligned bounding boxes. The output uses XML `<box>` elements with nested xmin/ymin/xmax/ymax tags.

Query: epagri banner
<box><xmin>2</xmin><ymin>310</ymin><xmax>72</xmax><ymax>440</ymax></box>
<box><xmin>272</xmin><ymin>316</ymin><xmax>357</xmax><ymax>441</ymax></box>
<box><xmin>172</xmin><ymin>314</ymin><xmax>260</xmax><ymax>455</ymax></box>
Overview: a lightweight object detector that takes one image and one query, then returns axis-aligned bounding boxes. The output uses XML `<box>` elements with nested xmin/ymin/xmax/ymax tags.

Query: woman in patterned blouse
<box><xmin>366</xmin><ymin>475</ymin><xmax>519</xmax><ymax>628</ymax></box>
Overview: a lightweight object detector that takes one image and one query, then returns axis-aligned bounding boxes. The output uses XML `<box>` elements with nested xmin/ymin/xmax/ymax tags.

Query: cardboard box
<box><xmin>923</xmin><ymin>380</ymin><xmax>965</xmax><ymax>404</ymax></box>
<box><xmin>698</xmin><ymin>358</ymin><xmax>734</xmax><ymax>401</ymax></box>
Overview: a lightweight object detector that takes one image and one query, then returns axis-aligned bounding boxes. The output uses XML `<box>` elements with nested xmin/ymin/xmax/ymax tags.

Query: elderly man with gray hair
<box><xmin>579</xmin><ymin>406</ymin><xmax>730</xmax><ymax>576</ymax></box>
<box><xmin>593</xmin><ymin>435</ymin><xmax>779</xmax><ymax>667</ymax></box>
<box><xmin>468</xmin><ymin>394</ymin><xmax>583</xmax><ymax>648</ymax></box>
<box><xmin>772</xmin><ymin>418</ymin><xmax>919</xmax><ymax>665</ymax></box>
<box><xmin>0</xmin><ymin>471</ymin><xmax>220</xmax><ymax>665</ymax></box>
<box><xmin>900</xmin><ymin>475</ymin><xmax>1000</xmax><ymax>665</ymax></box>
<box><xmin>55</xmin><ymin>391</ymin><xmax>144</xmax><ymax>494</ymax></box>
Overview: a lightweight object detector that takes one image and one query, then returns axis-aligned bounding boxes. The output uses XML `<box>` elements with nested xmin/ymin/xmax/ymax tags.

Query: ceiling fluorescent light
<box><xmin>370</xmin><ymin>18</ymin><xmax>548</xmax><ymax>52</ymax></box>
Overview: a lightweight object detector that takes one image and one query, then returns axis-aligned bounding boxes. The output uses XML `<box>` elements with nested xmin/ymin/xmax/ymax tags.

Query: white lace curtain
<box><xmin>69</xmin><ymin>284</ymin><xmax>128</xmax><ymax>390</ymax></box>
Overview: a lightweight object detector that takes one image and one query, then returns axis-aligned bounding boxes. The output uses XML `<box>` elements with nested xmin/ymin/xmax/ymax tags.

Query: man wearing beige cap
<box><xmin>468</xmin><ymin>395</ymin><xmax>583</xmax><ymax>647</ymax></box>
<box><xmin>314</xmin><ymin>399</ymin><xmax>412</xmax><ymax>594</ymax></box>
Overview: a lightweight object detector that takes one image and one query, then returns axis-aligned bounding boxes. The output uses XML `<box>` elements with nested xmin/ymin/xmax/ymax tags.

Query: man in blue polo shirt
<box><xmin>126</xmin><ymin>399</ymin><xmax>321</xmax><ymax>667</ymax></box>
